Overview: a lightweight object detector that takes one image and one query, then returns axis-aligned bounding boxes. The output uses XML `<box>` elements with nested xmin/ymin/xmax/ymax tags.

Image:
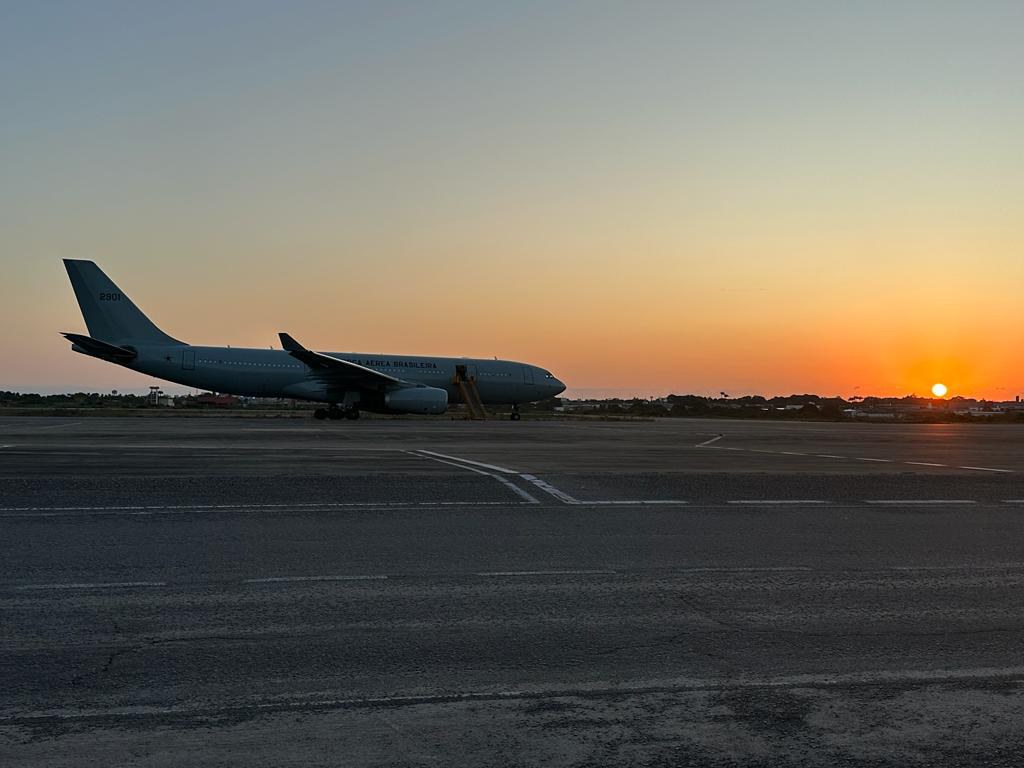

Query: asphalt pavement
<box><xmin>2</xmin><ymin>416</ymin><xmax>1024</xmax><ymax>766</ymax></box>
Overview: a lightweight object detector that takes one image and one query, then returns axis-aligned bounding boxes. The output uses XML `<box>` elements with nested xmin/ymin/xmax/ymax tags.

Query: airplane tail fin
<box><xmin>63</xmin><ymin>260</ymin><xmax>183</xmax><ymax>345</ymax></box>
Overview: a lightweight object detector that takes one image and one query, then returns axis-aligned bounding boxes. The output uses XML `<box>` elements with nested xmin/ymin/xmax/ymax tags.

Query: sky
<box><xmin>2</xmin><ymin>1</ymin><xmax>1022</xmax><ymax>399</ymax></box>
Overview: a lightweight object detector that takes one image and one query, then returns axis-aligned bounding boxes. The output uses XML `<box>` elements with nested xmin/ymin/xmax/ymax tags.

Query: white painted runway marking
<box><xmin>407</xmin><ymin>451</ymin><xmax>540</xmax><ymax>504</ymax></box>
<box><xmin>414</xmin><ymin>450</ymin><xmax>518</xmax><ymax>474</ymax></box>
<box><xmin>0</xmin><ymin>444</ymin><xmax>13</xmax><ymax>449</ymax></box>
<box><xmin>477</xmin><ymin>570</ymin><xmax>616</xmax><ymax>577</ymax></box>
<box><xmin>17</xmin><ymin>581</ymin><xmax>166</xmax><ymax>591</ymax></box>
<box><xmin>865</xmin><ymin>499</ymin><xmax>978</xmax><ymax>505</ymax></box>
<box><xmin>583</xmin><ymin>500</ymin><xmax>689</xmax><ymax>505</ymax></box>
<box><xmin>727</xmin><ymin>500</ymin><xmax>830</xmax><ymax>505</ymax></box>
<box><xmin>889</xmin><ymin>564</ymin><xmax>1024</xmax><ymax>572</ymax></box>
<box><xmin>681</xmin><ymin>566</ymin><xmax>814</xmax><ymax>573</ymax></box>
<box><xmin>695</xmin><ymin>434</ymin><xmax>723</xmax><ymax>447</ymax></box>
<box><xmin>704</xmin><ymin>442</ymin><xmax>1015</xmax><ymax>479</ymax></box>
<box><xmin>518</xmin><ymin>473</ymin><xmax>580</xmax><ymax>505</ymax></box>
<box><xmin>244</xmin><ymin>575</ymin><xmax>388</xmax><ymax>584</ymax></box>
<box><xmin>0</xmin><ymin>500</ymin><xmax>534</xmax><ymax>516</ymax></box>
<box><xmin>32</xmin><ymin>421</ymin><xmax>82</xmax><ymax>430</ymax></box>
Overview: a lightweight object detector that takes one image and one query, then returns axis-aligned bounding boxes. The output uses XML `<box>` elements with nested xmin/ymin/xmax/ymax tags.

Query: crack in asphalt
<box><xmin>69</xmin><ymin>634</ymin><xmax>250</xmax><ymax>687</ymax></box>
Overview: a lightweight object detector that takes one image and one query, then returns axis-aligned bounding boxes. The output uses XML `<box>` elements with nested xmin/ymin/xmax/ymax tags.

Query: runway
<box><xmin>3</xmin><ymin>417</ymin><xmax>1024</xmax><ymax>766</ymax></box>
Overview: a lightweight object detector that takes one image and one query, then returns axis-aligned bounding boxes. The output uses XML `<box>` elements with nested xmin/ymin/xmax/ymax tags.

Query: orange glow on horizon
<box><xmin>2</xmin><ymin>5</ymin><xmax>1024</xmax><ymax>402</ymax></box>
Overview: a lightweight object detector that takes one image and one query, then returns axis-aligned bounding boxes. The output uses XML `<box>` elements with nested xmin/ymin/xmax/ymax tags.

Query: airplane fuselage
<box><xmin>105</xmin><ymin>343</ymin><xmax>564</xmax><ymax>407</ymax></box>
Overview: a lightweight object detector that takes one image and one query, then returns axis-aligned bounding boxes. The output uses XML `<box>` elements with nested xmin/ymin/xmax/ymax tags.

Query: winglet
<box><xmin>279</xmin><ymin>331</ymin><xmax>329</xmax><ymax>371</ymax></box>
<box><xmin>278</xmin><ymin>332</ymin><xmax>304</xmax><ymax>352</ymax></box>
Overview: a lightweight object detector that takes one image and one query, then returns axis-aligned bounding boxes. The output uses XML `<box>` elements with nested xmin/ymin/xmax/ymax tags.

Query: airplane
<box><xmin>61</xmin><ymin>260</ymin><xmax>565</xmax><ymax>421</ymax></box>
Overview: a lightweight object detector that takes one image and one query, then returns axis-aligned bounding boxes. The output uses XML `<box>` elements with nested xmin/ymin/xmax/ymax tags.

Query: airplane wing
<box><xmin>278</xmin><ymin>332</ymin><xmax>404</xmax><ymax>387</ymax></box>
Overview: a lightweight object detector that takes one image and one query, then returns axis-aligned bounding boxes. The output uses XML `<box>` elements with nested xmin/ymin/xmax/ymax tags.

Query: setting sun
<box><xmin>931</xmin><ymin>383</ymin><xmax>949</xmax><ymax>398</ymax></box>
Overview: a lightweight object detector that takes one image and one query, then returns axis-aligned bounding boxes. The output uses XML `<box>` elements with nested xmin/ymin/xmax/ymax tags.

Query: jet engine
<box><xmin>384</xmin><ymin>386</ymin><xmax>449</xmax><ymax>415</ymax></box>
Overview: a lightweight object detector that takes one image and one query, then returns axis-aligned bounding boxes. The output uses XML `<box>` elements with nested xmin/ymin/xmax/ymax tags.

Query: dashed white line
<box><xmin>0</xmin><ymin>444</ymin><xmax>14</xmax><ymax>449</ymax></box>
<box><xmin>707</xmin><ymin>446</ymin><xmax>1018</xmax><ymax>477</ymax></box>
<box><xmin>413</xmin><ymin>450</ymin><xmax>518</xmax><ymax>475</ymax></box>
<box><xmin>584</xmin><ymin>500</ymin><xmax>689</xmax><ymax>505</ymax></box>
<box><xmin>244</xmin><ymin>575</ymin><xmax>387</xmax><ymax>584</ymax></box>
<box><xmin>17</xmin><ymin>581</ymin><xmax>166</xmax><ymax>591</ymax></box>
<box><xmin>727</xmin><ymin>500</ymin><xmax>830</xmax><ymax>505</ymax></box>
<box><xmin>518</xmin><ymin>473</ymin><xmax>580</xmax><ymax>505</ymax></box>
<box><xmin>476</xmin><ymin>570</ymin><xmax>616</xmax><ymax>577</ymax></box>
<box><xmin>889</xmin><ymin>564</ymin><xmax>1024</xmax><ymax>572</ymax></box>
<box><xmin>0</xmin><ymin>500</ymin><xmax>531</xmax><ymax>515</ymax></box>
<box><xmin>680</xmin><ymin>566</ymin><xmax>814</xmax><ymax>573</ymax></box>
<box><xmin>865</xmin><ymin>500</ymin><xmax>978</xmax><ymax>505</ymax></box>
<box><xmin>33</xmin><ymin>421</ymin><xmax>82</xmax><ymax>430</ymax></box>
<box><xmin>695</xmin><ymin>434</ymin><xmax>724</xmax><ymax>447</ymax></box>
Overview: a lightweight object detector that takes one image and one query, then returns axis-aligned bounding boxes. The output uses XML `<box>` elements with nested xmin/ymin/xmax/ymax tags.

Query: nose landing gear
<box><xmin>510</xmin><ymin>404</ymin><xmax>521</xmax><ymax>421</ymax></box>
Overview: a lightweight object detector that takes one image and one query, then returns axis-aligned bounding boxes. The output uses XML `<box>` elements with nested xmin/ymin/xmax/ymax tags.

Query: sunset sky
<box><xmin>2</xmin><ymin>1</ymin><xmax>1022</xmax><ymax>399</ymax></box>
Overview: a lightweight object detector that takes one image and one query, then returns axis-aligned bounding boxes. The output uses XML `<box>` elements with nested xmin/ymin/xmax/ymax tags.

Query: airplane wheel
<box><xmin>328</xmin><ymin>409</ymin><xmax>344</xmax><ymax>420</ymax></box>
<box><xmin>313</xmin><ymin>408</ymin><xmax>328</xmax><ymax>420</ymax></box>
<box><xmin>345</xmin><ymin>409</ymin><xmax>360</xmax><ymax>420</ymax></box>
<box><xmin>510</xmin><ymin>412</ymin><xmax>521</xmax><ymax>421</ymax></box>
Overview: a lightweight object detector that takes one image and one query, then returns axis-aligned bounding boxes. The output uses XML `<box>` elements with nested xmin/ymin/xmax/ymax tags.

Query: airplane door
<box><xmin>523</xmin><ymin>366</ymin><xmax>534</xmax><ymax>385</ymax></box>
<box><xmin>182</xmin><ymin>349</ymin><xmax>195</xmax><ymax>370</ymax></box>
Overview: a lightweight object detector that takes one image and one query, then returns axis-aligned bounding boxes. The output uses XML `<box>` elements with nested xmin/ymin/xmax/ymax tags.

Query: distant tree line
<box><xmin>549</xmin><ymin>394</ymin><xmax>1024</xmax><ymax>423</ymax></box>
<box><xmin>3</xmin><ymin>390</ymin><xmax>1022</xmax><ymax>423</ymax></box>
<box><xmin>0</xmin><ymin>391</ymin><xmax>150</xmax><ymax>407</ymax></box>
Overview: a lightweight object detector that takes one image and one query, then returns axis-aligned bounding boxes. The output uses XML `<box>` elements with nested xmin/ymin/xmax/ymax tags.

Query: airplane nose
<box><xmin>551</xmin><ymin>379</ymin><xmax>566</xmax><ymax>397</ymax></box>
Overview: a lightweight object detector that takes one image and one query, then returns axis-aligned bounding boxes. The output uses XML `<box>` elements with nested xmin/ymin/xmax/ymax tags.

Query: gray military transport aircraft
<box><xmin>62</xmin><ymin>260</ymin><xmax>565</xmax><ymax>420</ymax></box>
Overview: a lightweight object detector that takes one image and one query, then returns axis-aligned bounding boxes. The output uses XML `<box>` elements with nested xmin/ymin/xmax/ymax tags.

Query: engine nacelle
<box><xmin>384</xmin><ymin>386</ymin><xmax>448</xmax><ymax>415</ymax></box>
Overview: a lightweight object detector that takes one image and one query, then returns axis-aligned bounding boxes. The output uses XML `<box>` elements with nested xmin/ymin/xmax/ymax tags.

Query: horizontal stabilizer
<box><xmin>61</xmin><ymin>332</ymin><xmax>137</xmax><ymax>362</ymax></box>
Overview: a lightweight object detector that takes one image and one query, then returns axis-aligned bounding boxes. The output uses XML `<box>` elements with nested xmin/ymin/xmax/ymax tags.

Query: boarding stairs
<box><xmin>454</xmin><ymin>365</ymin><xmax>487</xmax><ymax>420</ymax></box>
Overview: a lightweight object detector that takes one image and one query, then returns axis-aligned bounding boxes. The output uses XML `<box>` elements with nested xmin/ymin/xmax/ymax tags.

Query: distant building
<box><xmin>195</xmin><ymin>393</ymin><xmax>240</xmax><ymax>407</ymax></box>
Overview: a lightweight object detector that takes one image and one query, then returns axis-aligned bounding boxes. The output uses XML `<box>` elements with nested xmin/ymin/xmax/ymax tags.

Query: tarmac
<box><xmin>3</xmin><ymin>416</ymin><xmax>1024</xmax><ymax>766</ymax></box>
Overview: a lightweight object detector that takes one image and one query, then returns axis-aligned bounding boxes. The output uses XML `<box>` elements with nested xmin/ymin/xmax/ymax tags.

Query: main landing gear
<box><xmin>313</xmin><ymin>406</ymin><xmax>360</xmax><ymax>421</ymax></box>
<box><xmin>510</xmin><ymin>404</ymin><xmax>521</xmax><ymax>421</ymax></box>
